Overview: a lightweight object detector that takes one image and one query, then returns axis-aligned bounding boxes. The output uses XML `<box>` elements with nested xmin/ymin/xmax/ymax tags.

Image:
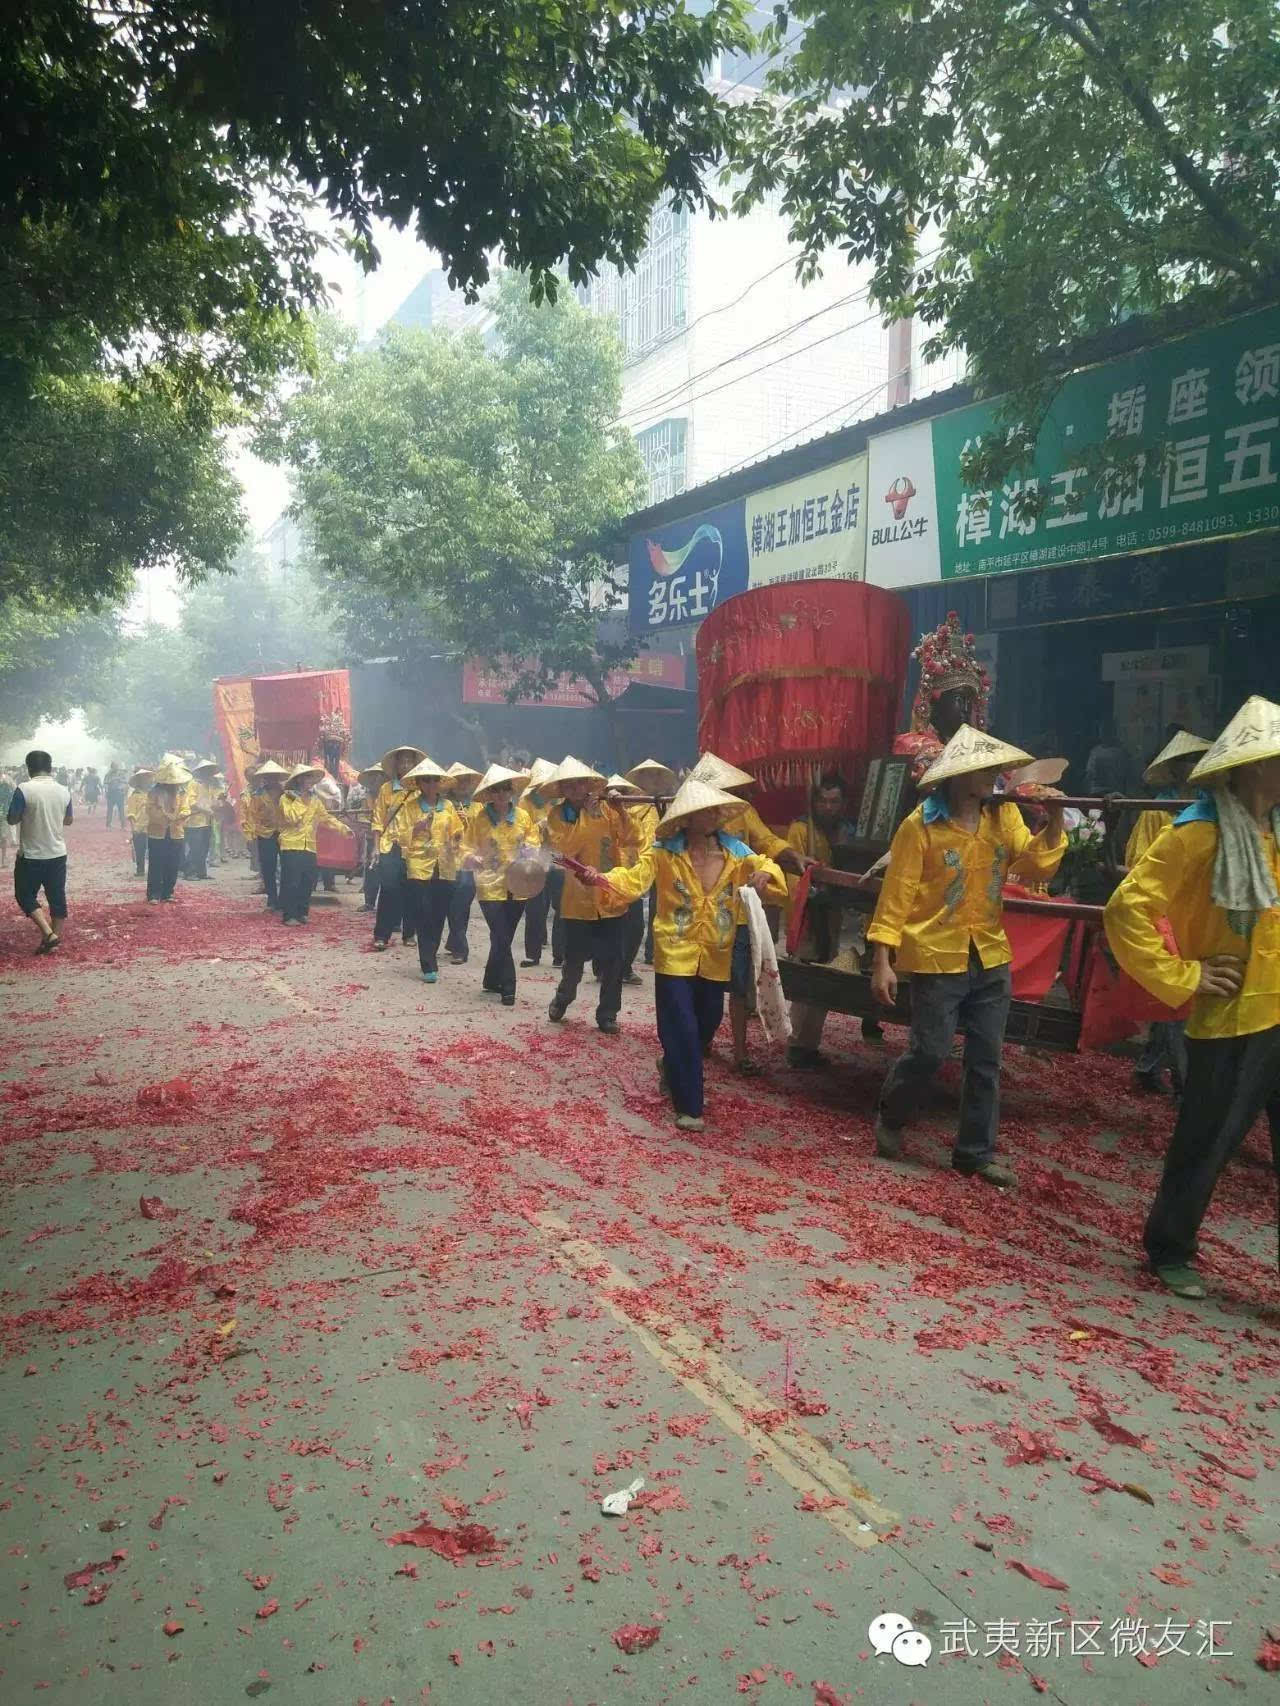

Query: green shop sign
<box><xmin>864</xmin><ymin>305</ymin><xmax>1280</xmax><ymax>588</ymax></box>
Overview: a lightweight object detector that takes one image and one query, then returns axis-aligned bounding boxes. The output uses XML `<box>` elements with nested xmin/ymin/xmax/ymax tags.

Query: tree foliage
<box><xmin>85</xmin><ymin>550</ymin><xmax>339</xmax><ymax>760</ymax></box>
<box><xmin>735</xmin><ymin>0</ymin><xmax>1280</xmax><ymax>464</ymax></box>
<box><xmin>263</xmin><ymin>276</ymin><xmax>646</xmax><ymax>710</ymax></box>
<box><xmin>5</xmin><ymin>0</ymin><xmax>748</xmax><ymax>403</ymax></box>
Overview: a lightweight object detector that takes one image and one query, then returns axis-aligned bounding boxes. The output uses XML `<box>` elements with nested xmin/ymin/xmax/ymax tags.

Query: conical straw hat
<box><xmin>689</xmin><ymin>751</ymin><xmax>755</xmax><ymax>791</ymax></box>
<box><xmin>252</xmin><ymin>759</ymin><xmax>289</xmax><ymax>779</ymax></box>
<box><xmin>1143</xmin><ymin>729</ymin><xmax>1212</xmax><ymax>786</ymax></box>
<box><xmin>1190</xmin><ymin>695</ymin><xmax>1280</xmax><ymax>784</ymax></box>
<box><xmin>151</xmin><ymin>761</ymin><xmax>193</xmax><ymax>787</ymax></box>
<box><xmin>128</xmin><ymin>768</ymin><xmax>154</xmax><ymax>788</ymax></box>
<box><xmin>606</xmin><ymin>772</ymin><xmax>643</xmax><ymax>795</ymax></box>
<box><xmin>401</xmin><ymin>756</ymin><xmax>448</xmax><ymax>784</ymax></box>
<box><xmin>657</xmin><ymin>777</ymin><xmax>743</xmax><ymax>836</ymax></box>
<box><xmin>284</xmin><ymin>762</ymin><xmax>325</xmax><ymax>788</ymax></box>
<box><xmin>379</xmin><ymin>744</ymin><xmax>427</xmax><ymax>777</ymax></box>
<box><xmin>191</xmin><ymin>758</ymin><xmax>219</xmax><ymax>774</ymax></box>
<box><xmin>357</xmin><ymin>764</ymin><xmax>386</xmax><ymax>786</ymax></box>
<box><xmin>521</xmin><ymin>757</ymin><xmax>558</xmax><ymax>799</ymax></box>
<box><xmin>444</xmin><ymin>761</ymin><xmax>483</xmax><ymax>789</ymax></box>
<box><xmin>473</xmin><ymin>763</ymin><xmax>532</xmax><ymax>801</ymax></box>
<box><xmin>916</xmin><ymin>724</ymin><xmax>1033</xmax><ymax>791</ymax></box>
<box><xmin>548</xmin><ymin>754</ymin><xmax>606</xmax><ymax>789</ymax></box>
<box><xmin>625</xmin><ymin>757</ymin><xmax>678</xmax><ymax>794</ymax></box>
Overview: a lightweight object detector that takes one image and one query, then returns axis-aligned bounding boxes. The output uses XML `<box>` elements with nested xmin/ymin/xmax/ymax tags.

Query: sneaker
<box><xmin>520</xmin><ymin>957</ymin><xmax>541</xmax><ymax>968</ymax></box>
<box><xmin>422</xmin><ymin>971</ymin><xmax>438</xmax><ymax>984</ymax></box>
<box><xmin>621</xmin><ymin>971</ymin><xmax>642</xmax><ymax>986</ymax></box>
<box><xmin>373</xmin><ymin>940</ymin><xmax>389</xmax><ymax>952</ymax></box>
<box><xmin>449</xmin><ymin>952</ymin><xmax>467</xmax><ymax>964</ymax></box>
<box><xmin>874</xmin><ymin>1115</ymin><xmax>903</xmax><ymax>1159</ymax></box>
<box><xmin>955</xmin><ymin>1159</ymin><xmax>1016</xmax><ymax>1188</ymax></box>
<box><xmin>597</xmin><ymin>1019</ymin><xmax>620</xmax><ymax>1035</ymax></box>
<box><xmin>548</xmin><ymin>999</ymin><xmax>567</xmax><ymax>1022</ymax></box>
<box><xmin>674</xmin><ymin>1114</ymin><xmax>705</xmax><ymax>1133</ymax></box>
<box><xmin>501</xmin><ymin>993</ymin><xmax>516</xmax><ymax>1007</ymax></box>
<box><xmin>1152</xmin><ymin>1263</ymin><xmax>1206</xmax><ymax>1299</ymax></box>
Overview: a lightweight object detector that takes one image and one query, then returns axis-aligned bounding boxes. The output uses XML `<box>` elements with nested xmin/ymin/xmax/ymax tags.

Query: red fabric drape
<box><xmin>250</xmin><ymin>670</ymin><xmax>352</xmax><ymax>766</ymax></box>
<box><xmin>212</xmin><ymin>676</ymin><xmax>259</xmax><ymax>799</ymax></box>
<box><xmin>695</xmin><ymin>582</ymin><xmax>910</xmax><ymax>810</ymax></box>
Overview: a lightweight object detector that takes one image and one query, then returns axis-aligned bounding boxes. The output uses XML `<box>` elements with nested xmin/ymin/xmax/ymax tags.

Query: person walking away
<box><xmin>867</xmin><ymin>725</ymin><xmax>1066</xmax><ymax>1187</ymax></box>
<box><xmin>786</xmin><ymin>773</ymin><xmax>865</xmax><ymax>1068</ymax></box>
<box><xmin>518</xmin><ymin>759</ymin><xmax>557</xmax><ymax>967</ymax></box>
<box><xmin>688</xmin><ymin>752</ymin><xmax>808</xmax><ymax>1073</ymax></box>
<box><xmin>125</xmin><ymin>767</ymin><xmax>154</xmax><ymax>876</ymax></box>
<box><xmin>606</xmin><ymin>774</ymin><xmax>658</xmax><ymax>985</ymax></box>
<box><xmin>104</xmin><ymin>763</ymin><xmax>127</xmax><ymax>829</ymax></box>
<box><xmin>401</xmin><ymin>757</ymin><xmax>461</xmax><ymax>982</ymax></box>
<box><xmin>7</xmin><ymin>751</ymin><xmax>73</xmax><ymax>952</ymax></box>
<box><xmin>544</xmin><ymin>757</ymin><xmax>638</xmax><ymax>1035</ymax></box>
<box><xmin>463</xmin><ymin>765</ymin><xmax>536</xmax><ymax>1005</ymax></box>
<box><xmin>277</xmin><ymin>764</ymin><xmax>354</xmax><ymax>924</ymax></box>
<box><xmin>1123</xmin><ymin>729</ymin><xmax>1212</xmax><ymax>1096</ymax></box>
<box><xmin>251</xmin><ymin>760</ymin><xmax>289</xmax><ymax>910</ymax></box>
<box><xmin>444</xmin><ymin>762</ymin><xmax>483</xmax><ymax>962</ymax></box>
<box><xmin>185</xmin><ymin>760</ymin><xmax>222</xmax><ymax>879</ymax></box>
<box><xmin>145</xmin><ymin>762</ymin><xmax>192</xmax><ymax>902</ymax></box>
<box><xmin>581</xmin><ymin>777</ymin><xmax>786</xmax><ymax>1132</ymax></box>
<box><xmin>370</xmin><ymin>745</ymin><xmax>427</xmax><ymax>949</ymax></box>
<box><xmin>1104</xmin><ymin>694</ymin><xmax>1280</xmax><ymax>1300</ymax></box>
<box><xmin>81</xmin><ymin>767</ymin><xmax>101</xmax><ymax>816</ymax></box>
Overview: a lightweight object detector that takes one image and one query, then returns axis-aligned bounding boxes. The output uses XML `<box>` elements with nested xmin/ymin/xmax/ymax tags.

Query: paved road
<box><xmin>1</xmin><ymin>822</ymin><xmax>1277</xmax><ymax>1704</ymax></box>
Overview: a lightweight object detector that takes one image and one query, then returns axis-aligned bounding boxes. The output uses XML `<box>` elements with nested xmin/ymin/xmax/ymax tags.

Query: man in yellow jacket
<box><xmin>184</xmin><ymin>759</ymin><xmax>223</xmax><ymax>880</ymax></box>
<box><xmin>518</xmin><ymin>759</ymin><xmax>557</xmax><ymax>968</ymax></box>
<box><xmin>583</xmin><ymin>777</ymin><xmax>786</xmax><ymax>1131</ymax></box>
<box><xmin>544</xmin><ymin>757</ymin><xmax>638</xmax><ymax>1034</ymax></box>
<box><xmin>1123</xmin><ymin>728</ymin><xmax>1210</xmax><ymax>1096</ymax></box>
<box><xmin>689</xmin><ymin>752</ymin><xmax>808</xmax><ymax>1073</ymax></box>
<box><xmin>145</xmin><ymin>762</ymin><xmax>192</xmax><ymax>902</ymax></box>
<box><xmin>277</xmin><ymin>763</ymin><xmax>354</xmax><ymax>924</ymax></box>
<box><xmin>462</xmin><ymin>764</ymin><xmax>537</xmax><ymax>1005</ymax></box>
<box><xmin>606</xmin><ymin>773</ymin><xmax>658</xmax><ymax>985</ymax></box>
<box><xmin>250</xmin><ymin>760</ymin><xmax>288</xmax><ymax>910</ymax></box>
<box><xmin>400</xmin><ymin>757</ymin><xmax>463</xmax><ymax>982</ymax></box>
<box><xmin>868</xmin><ymin>725</ymin><xmax>1065</xmax><ymax>1187</ymax></box>
<box><xmin>124</xmin><ymin>768</ymin><xmax>153</xmax><ymax>877</ymax></box>
<box><xmin>1104</xmin><ymin>695</ymin><xmax>1280</xmax><ymax>1299</ymax></box>
<box><xmin>370</xmin><ymin>745</ymin><xmax>427</xmax><ymax>949</ymax></box>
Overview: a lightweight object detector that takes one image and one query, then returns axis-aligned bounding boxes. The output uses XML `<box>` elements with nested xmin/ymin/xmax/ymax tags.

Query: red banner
<box><xmin>695</xmin><ymin>581</ymin><xmax>910</xmax><ymax>792</ymax></box>
<box><xmin>462</xmin><ymin>653</ymin><xmax>685</xmax><ymax>709</ymax></box>
<box><xmin>251</xmin><ymin>670</ymin><xmax>352</xmax><ymax>765</ymax></box>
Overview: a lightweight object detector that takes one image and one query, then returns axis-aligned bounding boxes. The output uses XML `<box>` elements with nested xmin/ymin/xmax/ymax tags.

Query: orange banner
<box><xmin>212</xmin><ymin>676</ymin><xmax>260</xmax><ymax>800</ymax></box>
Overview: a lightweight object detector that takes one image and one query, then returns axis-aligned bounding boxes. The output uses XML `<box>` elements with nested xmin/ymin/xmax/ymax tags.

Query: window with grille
<box><xmin>635</xmin><ymin>419</ymin><xmax>688</xmax><ymax>506</ymax></box>
<box><xmin>579</xmin><ymin>200</ymin><xmax>690</xmax><ymax>362</ymax></box>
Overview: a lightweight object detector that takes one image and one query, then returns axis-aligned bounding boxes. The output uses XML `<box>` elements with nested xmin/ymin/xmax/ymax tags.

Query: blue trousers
<box><xmin>655</xmin><ymin>973</ymin><xmax>727</xmax><ymax>1118</ymax></box>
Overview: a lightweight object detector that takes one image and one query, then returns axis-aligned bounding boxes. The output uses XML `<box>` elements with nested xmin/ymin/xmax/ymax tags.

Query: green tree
<box><xmin>85</xmin><ymin>549</ymin><xmax>339</xmax><ymax>759</ymax></box>
<box><xmin>0</xmin><ymin>599</ymin><xmax>122</xmax><ymax>746</ymax></box>
<box><xmin>5</xmin><ymin>0</ymin><xmax>748</xmax><ymax>403</ymax></box>
<box><xmin>734</xmin><ymin>0</ymin><xmax>1280</xmax><ymax>474</ymax></box>
<box><xmin>263</xmin><ymin>278</ymin><xmax>645</xmax><ymax>760</ymax></box>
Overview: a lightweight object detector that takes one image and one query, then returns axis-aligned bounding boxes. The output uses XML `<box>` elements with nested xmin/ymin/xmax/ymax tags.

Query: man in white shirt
<box><xmin>6</xmin><ymin>750</ymin><xmax>73</xmax><ymax>953</ymax></box>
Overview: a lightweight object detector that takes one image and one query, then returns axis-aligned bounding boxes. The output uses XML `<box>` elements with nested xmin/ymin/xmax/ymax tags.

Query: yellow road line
<box><xmin>533</xmin><ymin>1212</ymin><xmax>899</xmax><ymax>1550</ymax></box>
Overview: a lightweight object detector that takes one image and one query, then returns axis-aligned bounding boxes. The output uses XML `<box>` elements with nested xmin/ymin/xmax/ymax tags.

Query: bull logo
<box><xmin>884</xmin><ymin>476</ymin><xmax>916</xmax><ymax>521</ymax></box>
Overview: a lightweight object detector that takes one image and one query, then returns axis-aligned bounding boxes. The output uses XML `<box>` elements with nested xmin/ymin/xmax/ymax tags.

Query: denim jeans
<box><xmin>878</xmin><ymin>947</ymin><xmax>1012</xmax><ymax>1168</ymax></box>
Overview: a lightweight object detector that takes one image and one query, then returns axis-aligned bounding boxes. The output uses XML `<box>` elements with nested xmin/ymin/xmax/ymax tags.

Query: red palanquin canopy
<box><xmin>696</xmin><ymin>581</ymin><xmax>910</xmax><ymax>797</ymax></box>
<box><xmin>250</xmin><ymin>670</ymin><xmax>353</xmax><ymax>778</ymax></box>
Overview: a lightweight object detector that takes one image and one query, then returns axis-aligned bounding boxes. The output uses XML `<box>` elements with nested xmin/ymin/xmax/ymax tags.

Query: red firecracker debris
<box><xmin>256</xmin><ymin>1598</ymin><xmax>280</xmax><ymax>1619</ymax></box>
<box><xmin>384</xmin><ymin>1522</ymin><xmax>502</xmax><ymax>1562</ymax></box>
<box><xmin>1257</xmin><ymin>1632</ymin><xmax>1280</xmax><ymax>1673</ymax></box>
<box><xmin>1006</xmin><ymin>1560</ymin><xmax>1069</xmax><ymax>1592</ymax></box>
<box><xmin>612</xmin><ymin>1623</ymin><xmax>661</xmax><ymax>1654</ymax></box>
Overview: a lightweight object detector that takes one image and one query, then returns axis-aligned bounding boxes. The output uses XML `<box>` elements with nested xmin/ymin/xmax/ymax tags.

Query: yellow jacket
<box><xmin>125</xmin><ymin>789</ymin><xmax>151</xmax><ymax>833</ymax></box>
<box><xmin>403</xmin><ymin>795</ymin><xmax>465</xmax><ymax>881</ymax></box>
<box><xmin>622</xmin><ymin>804</ymin><xmax>659</xmax><ymax>870</ymax></box>
<box><xmin>277</xmin><ymin>791</ymin><xmax>352</xmax><ymax>854</ymax></box>
<box><xmin>725</xmin><ymin>801</ymin><xmax>790</xmax><ymax>861</ymax></box>
<box><xmin>1104</xmin><ymin>809</ymin><xmax>1280</xmax><ymax>1040</ymax></box>
<box><xmin>521</xmin><ymin>791</ymin><xmax>552</xmax><ymax>847</ymax></box>
<box><xmin>465</xmin><ymin>803</ymin><xmax>537</xmax><ymax>902</ymax></box>
<box><xmin>186</xmin><ymin>780</ymin><xmax>223</xmax><ymax>828</ymax></box>
<box><xmin>253</xmin><ymin>792</ymin><xmax>283</xmax><ymax>837</ymax></box>
<box><xmin>783</xmin><ymin>815</ymin><xmax>854</xmax><ymax>913</ymax></box>
<box><xmin>545</xmin><ymin>800</ymin><xmax>639</xmax><ymax>921</ymax></box>
<box><xmin>867</xmin><ymin>798</ymin><xmax>1066</xmax><ymax>974</ymax></box>
<box><xmin>1125</xmin><ymin>805</ymin><xmax>1175</xmax><ymax>868</ymax></box>
<box><xmin>145</xmin><ymin>791</ymin><xmax>190</xmax><ymax>841</ymax></box>
<box><xmin>371</xmin><ymin>780</ymin><xmax>416</xmax><ymax>857</ymax></box>
<box><xmin>602</xmin><ymin>831</ymin><xmax>786</xmax><ymax>980</ymax></box>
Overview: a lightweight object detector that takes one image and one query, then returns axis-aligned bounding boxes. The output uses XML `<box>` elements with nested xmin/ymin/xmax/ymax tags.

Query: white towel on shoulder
<box><xmin>738</xmin><ymin>884</ymin><xmax>791</xmax><ymax>1043</ymax></box>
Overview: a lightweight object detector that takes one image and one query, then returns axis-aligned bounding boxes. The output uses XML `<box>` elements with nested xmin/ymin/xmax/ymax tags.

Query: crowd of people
<box><xmin>6</xmin><ymin>685</ymin><xmax>1279</xmax><ymax>1303</ymax></box>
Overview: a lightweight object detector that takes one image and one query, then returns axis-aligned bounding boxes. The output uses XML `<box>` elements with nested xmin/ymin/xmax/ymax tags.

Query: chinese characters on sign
<box><xmin>937</xmin><ymin>1617</ymin><xmax>1231</xmax><ymax>1663</ymax></box>
<box><xmin>461</xmin><ymin>653</ymin><xmax>685</xmax><ymax>708</ymax></box>
<box><xmin>926</xmin><ymin>305</ymin><xmax>1280</xmax><ymax>583</ymax></box>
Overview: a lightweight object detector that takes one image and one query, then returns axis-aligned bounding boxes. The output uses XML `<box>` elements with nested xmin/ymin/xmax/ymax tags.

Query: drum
<box><xmin>505</xmin><ymin>855</ymin><xmax>547</xmax><ymax>901</ymax></box>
